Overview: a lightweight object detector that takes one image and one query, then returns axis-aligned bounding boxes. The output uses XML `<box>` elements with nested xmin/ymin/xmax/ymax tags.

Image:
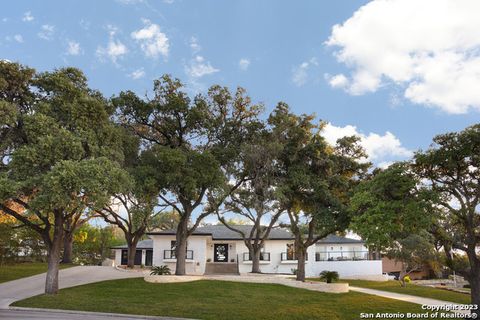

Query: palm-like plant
<box><xmin>150</xmin><ymin>265</ymin><xmax>172</xmax><ymax>275</ymax></box>
<box><xmin>319</xmin><ymin>270</ymin><xmax>339</xmax><ymax>283</ymax></box>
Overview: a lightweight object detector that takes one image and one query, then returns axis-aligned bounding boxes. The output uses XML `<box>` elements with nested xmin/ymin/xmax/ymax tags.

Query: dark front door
<box><xmin>121</xmin><ymin>249</ymin><xmax>143</xmax><ymax>265</ymax></box>
<box><xmin>214</xmin><ymin>244</ymin><xmax>228</xmax><ymax>262</ymax></box>
<box><xmin>145</xmin><ymin>250</ymin><xmax>153</xmax><ymax>266</ymax></box>
<box><xmin>134</xmin><ymin>250</ymin><xmax>142</xmax><ymax>265</ymax></box>
<box><xmin>121</xmin><ymin>250</ymin><xmax>128</xmax><ymax>265</ymax></box>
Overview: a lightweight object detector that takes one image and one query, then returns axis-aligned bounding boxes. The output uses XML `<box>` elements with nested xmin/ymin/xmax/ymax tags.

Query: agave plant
<box><xmin>150</xmin><ymin>265</ymin><xmax>172</xmax><ymax>275</ymax></box>
<box><xmin>319</xmin><ymin>270</ymin><xmax>339</xmax><ymax>283</ymax></box>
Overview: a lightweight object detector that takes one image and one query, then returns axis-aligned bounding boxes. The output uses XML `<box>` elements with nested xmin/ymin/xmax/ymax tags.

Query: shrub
<box><xmin>291</xmin><ymin>268</ymin><xmax>297</xmax><ymax>275</ymax></box>
<box><xmin>403</xmin><ymin>275</ymin><xmax>411</xmax><ymax>283</ymax></box>
<box><xmin>150</xmin><ymin>265</ymin><xmax>171</xmax><ymax>275</ymax></box>
<box><xmin>319</xmin><ymin>270</ymin><xmax>339</xmax><ymax>283</ymax></box>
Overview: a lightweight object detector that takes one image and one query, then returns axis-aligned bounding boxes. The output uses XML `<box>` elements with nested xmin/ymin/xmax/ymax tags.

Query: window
<box><xmin>286</xmin><ymin>243</ymin><xmax>295</xmax><ymax>260</ymax></box>
<box><xmin>171</xmin><ymin>240</ymin><xmax>187</xmax><ymax>250</ymax></box>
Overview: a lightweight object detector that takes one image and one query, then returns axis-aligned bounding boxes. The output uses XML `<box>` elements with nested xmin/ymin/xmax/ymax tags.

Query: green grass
<box><xmin>14</xmin><ymin>278</ymin><xmax>440</xmax><ymax>320</ymax></box>
<box><xmin>311</xmin><ymin>279</ymin><xmax>471</xmax><ymax>305</ymax></box>
<box><xmin>0</xmin><ymin>262</ymin><xmax>75</xmax><ymax>284</ymax></box>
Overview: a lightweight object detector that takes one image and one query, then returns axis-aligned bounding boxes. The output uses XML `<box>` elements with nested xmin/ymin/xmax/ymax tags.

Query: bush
<box><xmin>403</xmin><ymin>275</ymin><xmax>411</xmax><ymax>283</ymax></box>
<box><xmin>150</xmin><ymin>265</ymin><xmax>171</xmax><ymax>275</ymax></box>
<box><xmin>319</xmin><ymin>270</ymin><xmax>339</xmax><ymax>283</ymax></box>
<box><xmin>291</xmin><ymin>268</ymin><xmax>297</xmax><ymax>275</ymax></box>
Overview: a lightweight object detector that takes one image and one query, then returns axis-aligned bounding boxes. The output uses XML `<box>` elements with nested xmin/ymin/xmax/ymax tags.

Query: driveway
<box><xmin>0</xmin><ymin>266</ymin><xmax>145</xmax><ymax>309</ymax></box>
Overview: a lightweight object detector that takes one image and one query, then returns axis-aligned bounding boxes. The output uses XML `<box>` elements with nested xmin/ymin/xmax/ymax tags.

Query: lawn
<box><xmin>14</xmin><ymin>278</ymin><xmax>439</xmax><ymax>320</ymax></box>
<box><xmin>0</xmin><ymin>262</ymin><xmax>75</xmax><ymax>283</ymax></box>
<box><xmin>311</xmin><ymin>279</ymin><xmax>471</xmax><ymax>305</ymax></box>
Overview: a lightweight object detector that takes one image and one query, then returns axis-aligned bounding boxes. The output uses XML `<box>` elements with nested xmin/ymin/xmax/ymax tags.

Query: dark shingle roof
<box><xmin>111</xmin><ymin>239</ymin><xmax>153</xmax><ymax>249</ymax></box>
<box><xmin>316</xmin><ymin>234</ymin><xmax>364</xmax><ymax>244</ymax></box>
<box><xmin>148</xmin><ymin>225</ymin><xmax>294</xmax><ymax>240</ymax></box>
<box><xmin>147</xmin><ymin>225</ymin><xmax>363</xmax><ymax>244</ymax></box>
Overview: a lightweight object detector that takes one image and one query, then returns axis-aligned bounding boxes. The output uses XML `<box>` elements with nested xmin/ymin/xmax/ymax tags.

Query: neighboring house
<box><xmin>112</xmin><ymin>225</ymin><xmax>383</xmax><ymax>278</ymax></box>
<box><xmin>382</xmin><ymin>257</ymin><xmax>434</xmax><ymax>280</ymax></box>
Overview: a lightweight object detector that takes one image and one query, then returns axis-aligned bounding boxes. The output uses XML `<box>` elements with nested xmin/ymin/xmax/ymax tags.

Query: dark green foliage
<box><xmin>319</xmin><ymin>271</ymin><xmax>339</xmax><ymax>283</ymax></box>
<box><xmin>72</xmin><ymin>224</ymin><xmax>124</xmax><ymax>265</ymax></box>
<box><xmin>269</xmin><ymin>103</ymin><xmax>369</xmax><ymax>281</ymax></box>
<box><xmin>150</xmin><ymin>265</ymin><xmax>172</xmax><ymax>275</ymax></box>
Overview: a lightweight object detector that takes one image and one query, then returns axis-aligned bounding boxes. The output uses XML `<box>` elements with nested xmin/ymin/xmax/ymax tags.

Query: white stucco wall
<box><xmin>151</xmin><ymin>235</ymin><xmax>208</xmax><ymax>275</ymax></box>
<box><xmin>144</xmin><ymin>234</ymin><xmax>382</xmax><ymax>278</ymax></box>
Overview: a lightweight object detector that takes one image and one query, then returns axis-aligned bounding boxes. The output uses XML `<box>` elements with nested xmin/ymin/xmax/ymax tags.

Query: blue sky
<box><xmin>2</xmin><ymin>0</ymin><xmax>480</xmax><ymax>169</ymax></box>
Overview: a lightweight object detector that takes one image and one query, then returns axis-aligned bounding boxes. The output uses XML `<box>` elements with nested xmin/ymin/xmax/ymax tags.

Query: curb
<box><xmin>8</xmin><ymin>306</ymin><xmax>196</xmax><ymax>320</ymax></box>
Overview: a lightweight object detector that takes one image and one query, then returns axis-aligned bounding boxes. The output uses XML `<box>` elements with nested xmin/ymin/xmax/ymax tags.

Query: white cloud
<box><xmin>38</xmin><ymin>24</ymin><xmax>55</xmax><ymax>41</ymax></box>
<box><xmin>97</xmin><ymin>25</ymin><xmax>128</xmax><ymax>64</ymax></box>
<box><xmin>131</xmin><ymin>20</ymin><xmax>169</xmax><ymax>59</ymax></box>
<box><xmin>13</xmin><ymin>34</ymin><xmax>23</xmax><ymax>43</ymax></box>
<box><xmin>322</xmin><ymin>123</ymin><xmax>412</xmax><ymax>165</ymax></box>
<box><xmin>185</xmin><ymin>55</ymin><xmax>219</xmax><ymax>78</ymax></box>
<box><xmin>239</xmin><ymin>58</ymin><xmax>250</xmax><ymax>71</ymax></box>
<box><xmin>66</xmin><ymin>41</ymin><xmax>81</xmax><ymax>56</ymax></box>
<box><xmin>326</xmin><ymin>73</ymin><xmax>349</xmax><ymax>89</ymax></box>
<box><xmin>96</xmin><ymin>40</ymin><xmax>128</xmax><ymax>64</ymax></box>
<box><xmin>22</xmin><ymin>11</ymin><xmax>34</xmax><ymax>22</ymax></box>
<box><xmin>292</xmin><ymin>58</ymin><xmax>318</xmax><ymax>87</ymax></box>
<box><xmin>189</xmin><ymin>36</ymin><xmax>201</xmax><ymax>53</ymax></box>
<box><xmin>326</xmin><ymin>0</ymin><xmax>480</xmax><ymax>114</ymax></box>
<box><xmin>129</xmin><ymin>68</ymin><xmax>145</xmax><ymax>79</ymax></box>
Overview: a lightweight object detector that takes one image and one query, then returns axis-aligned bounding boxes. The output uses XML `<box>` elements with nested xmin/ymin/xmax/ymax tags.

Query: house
<box><xmin>112</xmin><ymin>225</ymin><xmax>383</xmax><ymax>278</ymax></box>
<box><xmin>382</xmin><ymin>257</ymin><xmax>435</xmax><ymax>280</ymax></box>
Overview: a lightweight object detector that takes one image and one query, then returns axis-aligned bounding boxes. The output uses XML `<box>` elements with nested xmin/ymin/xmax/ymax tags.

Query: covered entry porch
<box><xmin>205</xmin><ymin>240</ymin><xmax>239</xmax><ymax>274</ymax></box>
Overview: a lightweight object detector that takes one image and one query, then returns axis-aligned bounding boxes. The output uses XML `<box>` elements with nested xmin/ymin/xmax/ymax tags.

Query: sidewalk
<box><xmin>350</xmin><ymin>286</ymin><xmax>471</xmax><ymax>315</ymax></box>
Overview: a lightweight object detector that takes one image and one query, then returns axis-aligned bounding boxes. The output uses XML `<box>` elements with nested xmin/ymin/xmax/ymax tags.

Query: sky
<box><xmin>2</xmin><ymin>0</ymin><xmax>480</xmax><ymax>170</ymax></box>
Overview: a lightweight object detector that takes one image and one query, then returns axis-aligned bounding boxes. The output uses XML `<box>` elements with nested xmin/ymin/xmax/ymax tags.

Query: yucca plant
<box><xmin>319</xmin><ymin>270</ymin><xmax>339</xmax><ymax>283</ymax></box>
<box><xmin>150</xmin><ymin>265</ymin><xmax>172</xmax><ymax>275</ymax></box>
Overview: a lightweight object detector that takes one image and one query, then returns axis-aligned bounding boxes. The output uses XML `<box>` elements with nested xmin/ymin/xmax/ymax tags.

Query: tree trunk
<box><xmin>470</xmin><ymin>272</ymin><xmax>480</xmax><ymax>317</ymax></box>
<box><xmin>251</xmin><ymin>247</ymin><xmax>261</xmax><ymax>273</ymax></box>
<box><xmin>467</xmin><ymin>249</ymin><xmax>480</xmax><ymax>317</ymax></box>
<box><xmin>45</xmin><ymin>212</ymin><xmax>64</xmax><ymax>295</ymax></box>
<box><xmin>296</xmin><ymin>248</ymin><xmax>307</xmax><ymax>282</ymax></box>
<box><xmin>127</xmin><ymin>241</ymin><xmax>138</xmax><ymax>269</ymax></box>
<box><xmin>175</xmin><ymin>218</ymin><xmax>189</xmax><ymax>275</ymax></box>
<box><xmin>61</xmin><ymin>231</ymin><xmax>73</xmax><ymax>264</ymax></box>
<box><xmin>399</xmin><ymin>268</ymin><xmax>407</xmax><ymax>287</ymax></box>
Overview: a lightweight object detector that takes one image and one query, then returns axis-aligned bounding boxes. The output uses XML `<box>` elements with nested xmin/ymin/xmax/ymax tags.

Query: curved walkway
<box><xmin>350</xmin><ymin>286</ymin><xmax>471</xmax><ymax>315</ymax></box>
<box><xmin>0</xmin><ymin>266</ymin><xmax>146</xmax><ymax>309</ymax></box>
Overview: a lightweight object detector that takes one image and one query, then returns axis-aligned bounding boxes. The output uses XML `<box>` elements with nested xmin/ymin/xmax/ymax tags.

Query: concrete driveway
<box><xmin>0</xmin><ymin>266</ymin><xmax>145</xmax><ymax>309</ymax></box>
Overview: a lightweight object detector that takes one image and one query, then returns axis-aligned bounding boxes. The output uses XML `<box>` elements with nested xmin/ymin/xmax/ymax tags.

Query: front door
<box><xmin>214</xmin><ymin>244</ymin><xmax>228</xmax><ymax>262</ymax></box>
<box><xmin>121</xmin><ymin>249</ymin><xmax>142</xmax><ymax>265</ymax></box>
<box><xmin>121</xmin><ymin>250</ymin><xmax>128</xmax><ymax>265</ymax></box>
<box><xmin>134</xmin><ymin>250</ymin><xmax>142</xmax><ymax>265</ymax></box>
<box><xmin>145</xmin><ymin>250</ymin><xmax>153</xmax><ymax>266</ymax></box>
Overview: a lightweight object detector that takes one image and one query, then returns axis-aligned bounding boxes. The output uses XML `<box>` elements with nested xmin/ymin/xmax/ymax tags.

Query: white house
<box><xmin>112</xmin><ymin>225</ymin><xmax>382</xmax><ymax>278</ymax></box>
